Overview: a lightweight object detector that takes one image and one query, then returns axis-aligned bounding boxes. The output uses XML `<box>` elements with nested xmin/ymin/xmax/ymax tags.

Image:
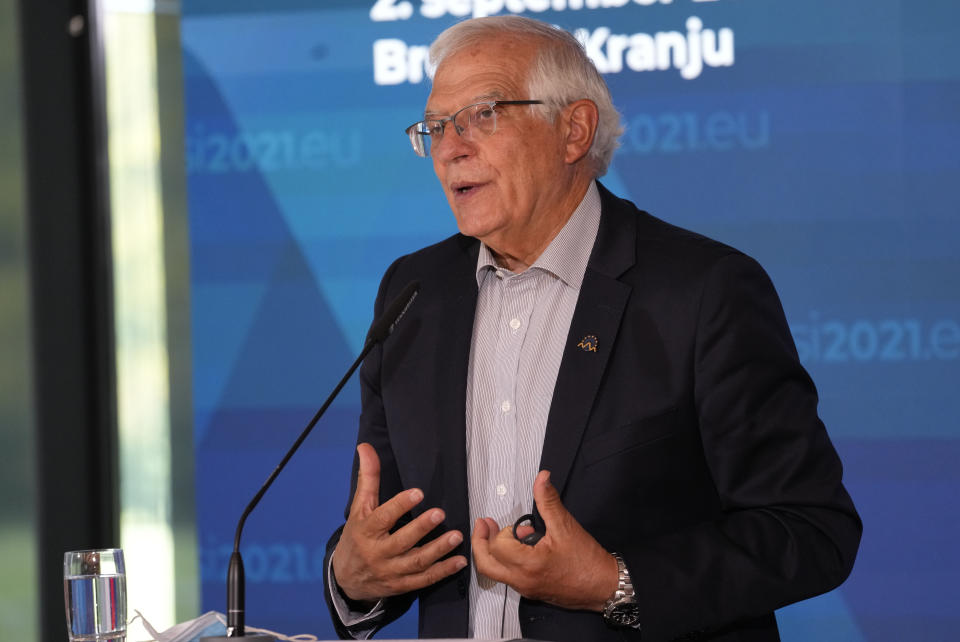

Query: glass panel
<box><xmin>0</xmin><ymin>0</ymin><xmax>39</xmax><ymax>639</ymax></box>
<box><xmin>102</xmin><ymin>0</ymin><xmax>197</xmax><ymax>630</ymax></box>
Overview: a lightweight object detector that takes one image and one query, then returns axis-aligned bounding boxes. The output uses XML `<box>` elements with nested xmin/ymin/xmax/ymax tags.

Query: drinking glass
<box><xmin>64</xmin><ymin>549</ymin><xmax>127</xmax><ymax>642</ymax></box>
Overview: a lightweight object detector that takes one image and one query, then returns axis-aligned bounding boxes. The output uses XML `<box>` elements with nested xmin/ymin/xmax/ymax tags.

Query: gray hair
<box><xmin>429</xmin><ymin>16</ymin><xmax>623</xmax><ymax>177</ymax></box>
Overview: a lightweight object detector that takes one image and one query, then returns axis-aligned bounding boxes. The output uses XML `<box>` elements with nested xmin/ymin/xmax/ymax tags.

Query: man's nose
<box><xmin>433</xmin><ymin>125</ymin><xmax>475</xmax><ymax>162</ymax></box>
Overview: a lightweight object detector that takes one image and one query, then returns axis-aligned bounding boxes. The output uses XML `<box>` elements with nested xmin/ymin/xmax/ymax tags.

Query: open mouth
<box><xmin>452</xmin><ymin>181</ymin><xmax>484</xmax><ymax>196</ymax></box>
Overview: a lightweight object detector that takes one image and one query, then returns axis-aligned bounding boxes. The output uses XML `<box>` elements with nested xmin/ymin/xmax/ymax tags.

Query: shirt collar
<box><xmin>475</xmin><ymin>181</ymin><xmax>602</xmax><ymax>290</ymax></box>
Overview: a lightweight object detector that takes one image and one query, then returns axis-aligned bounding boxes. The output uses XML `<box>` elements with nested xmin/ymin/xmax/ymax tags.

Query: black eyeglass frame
<box><xmin>404</xmin><ymin>99</ymin><xmax>544</xmax><ymax>157</ymax></box>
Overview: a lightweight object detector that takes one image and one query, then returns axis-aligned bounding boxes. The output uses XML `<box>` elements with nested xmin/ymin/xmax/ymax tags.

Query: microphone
<box><xmin>202</xmin><ymin>281</ymin><xmax>420</xmax><ymax>640</ymax></box>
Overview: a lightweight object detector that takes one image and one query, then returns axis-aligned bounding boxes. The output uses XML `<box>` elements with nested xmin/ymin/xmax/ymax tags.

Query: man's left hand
<box><xmin>471</xmin><ymin>470</ymin><xmax>619</xmax><ymax>612</ymax></box>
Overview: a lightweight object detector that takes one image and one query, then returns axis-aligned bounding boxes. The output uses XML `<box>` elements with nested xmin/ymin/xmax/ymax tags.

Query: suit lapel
<box><xmin>433</xmin><ymin>236</ymin><xmax>480</xmax><ymax>532</ymax></box>
<box><xmin>427</xmin><ymin>185</ymin><xmax>639</xmax><ymax>518</ymax></box>
<box><xmin>538</xmin><ymin>184</ymin><xmax>637</xmax><ymax>498</ymax></box>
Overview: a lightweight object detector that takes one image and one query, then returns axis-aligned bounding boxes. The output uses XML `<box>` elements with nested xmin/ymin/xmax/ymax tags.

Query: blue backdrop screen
<box><xmin>181</xmin><ymin>1</ymin><xmax>960</xmax><ymax>639</ymax></box>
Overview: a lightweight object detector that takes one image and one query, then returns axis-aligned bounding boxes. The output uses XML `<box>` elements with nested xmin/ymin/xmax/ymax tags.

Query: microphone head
<box><xmin>367</xmin><ymin>280</ymin><xmax>420</xmax><ymax>344</ymax></box>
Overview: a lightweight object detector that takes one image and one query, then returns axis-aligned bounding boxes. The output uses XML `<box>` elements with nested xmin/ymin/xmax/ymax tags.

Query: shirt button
<box><xmin>496</xmin><ymin>484</ymin><xmax>507</xmax><ymax>496</ymax></box>
<box><xmin>495</xmin><ymin>269</ymin><xmax>505</xmax><ymax>279</ymax></box>
<box><xmin>501</xmin><ymin>400</ymin><xmax>511</xmax><ymax>413</ymax></box>
<box><xmin>509</xmin><ymin>318</ymin><xmax>521</xmax><ymax>330</ymax></box>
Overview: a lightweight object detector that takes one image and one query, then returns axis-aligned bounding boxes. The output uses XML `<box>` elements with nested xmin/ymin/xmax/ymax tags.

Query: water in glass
<box><xmin>64</xmin><ymin>549</ymin><xmax>126</xmax><ymax>641</ymax></box>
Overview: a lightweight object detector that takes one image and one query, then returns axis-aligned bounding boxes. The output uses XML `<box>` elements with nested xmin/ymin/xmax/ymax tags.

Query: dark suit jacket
<box><xmin>324</xmin><ymin>183</ymin><xmax>861</xmax><ymax>641</ymax></box>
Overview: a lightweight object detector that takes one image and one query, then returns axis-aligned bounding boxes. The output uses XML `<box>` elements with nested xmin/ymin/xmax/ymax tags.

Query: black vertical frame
<box><xmin>18</xmin><ymin>1</ymin><xmax>118</xmax><ymax>640</ymax></box>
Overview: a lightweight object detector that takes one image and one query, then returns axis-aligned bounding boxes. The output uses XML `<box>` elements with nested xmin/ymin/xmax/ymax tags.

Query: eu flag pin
<box><xmin>577</xmin><ymin>334</ymin><xmax>598</xmax><ymax>352</ymax></box>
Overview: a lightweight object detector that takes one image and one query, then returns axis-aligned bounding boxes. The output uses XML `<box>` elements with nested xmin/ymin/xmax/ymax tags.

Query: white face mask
<box><xmin>131</xmin><ymin>610</ymin><xmax>226</xmax><ymax>641</ymax></box>
<box><xmin>130</xmin><ymin>610</ymin><xmax>319</xmax><ymax>642</ymax></box>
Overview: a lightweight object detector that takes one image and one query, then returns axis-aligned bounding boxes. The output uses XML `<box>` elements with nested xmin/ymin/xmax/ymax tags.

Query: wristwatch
<box><xmin>602</xmin><ymin>552</ymin><xmax>641</xmax><ymax>628</ymax></box>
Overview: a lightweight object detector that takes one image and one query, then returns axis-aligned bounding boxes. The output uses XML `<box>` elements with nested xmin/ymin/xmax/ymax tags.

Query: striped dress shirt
<box><xmin>329</xmin><ymin>182</ymin><xmax>602</xmax><ymax>639</ymax></box>
<box><xmin>466</xmin><ymin>181</ymin><xmax>602</xmax><ymax>638</ymax></box>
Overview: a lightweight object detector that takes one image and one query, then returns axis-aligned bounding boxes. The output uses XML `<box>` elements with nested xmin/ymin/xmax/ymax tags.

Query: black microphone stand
<box><xmin>202</xmin><ymin>282</ymin><xmax>419</xmax><ymax>640</ymax></box>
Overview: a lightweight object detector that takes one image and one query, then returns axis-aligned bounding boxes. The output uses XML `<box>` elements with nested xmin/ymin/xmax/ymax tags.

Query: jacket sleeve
<box><xmin>322</xmin><ymin>257</ymin><xmax>419</xmax><ymax>639</ymax></box>
<box><xmin>620</xmin><ymin>252</ymin><xmax>861</xmax><ymax>641</ymax></box>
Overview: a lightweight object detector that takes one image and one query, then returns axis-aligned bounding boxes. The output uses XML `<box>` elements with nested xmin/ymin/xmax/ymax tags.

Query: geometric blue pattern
<box><xmin>182</xmin><ymin>3</ymin><xmax>960</xmax><ymax>639</ymax></box>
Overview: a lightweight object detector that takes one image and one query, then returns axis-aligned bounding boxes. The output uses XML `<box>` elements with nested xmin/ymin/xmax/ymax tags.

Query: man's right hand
<box><xmin>331</xmin><ymin>442</ymin><xmax>468</xmax><ymax>602</ymax></box>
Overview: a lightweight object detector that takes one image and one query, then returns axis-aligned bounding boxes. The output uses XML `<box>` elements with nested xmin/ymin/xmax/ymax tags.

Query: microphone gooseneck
<box><xmin>215</xmin><ymin>281</ymin><xmax>420</xmax><ymax>639</ymax></box>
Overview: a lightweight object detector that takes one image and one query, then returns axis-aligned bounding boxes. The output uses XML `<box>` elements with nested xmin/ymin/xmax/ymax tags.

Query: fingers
<box><xmin>470</xmin><ymin>475</ymin><xmax>617</xmax><ymax>612</ymax></box>
<box><xmin>393</xmin><ymin>528</ymin><xmax>466</xmax><ymax>577</ymax></box>
<box><xmin>387</xmin><ymin>505</ymin><xmax>449</xmax><ymax>550</ymax></box>
<box><xmin>350</xmin><ymin>444</ymin><xmax>428</xmax><ymax>538</ymax></box>
<box><xmin>339</xmin><ymin>529</ymin><xmax>468</xmax><ymax>601</ymax></box>
<box><xmin>472</xmin><ymin>518</ymin><xmax>522</xmax><ymax>586</ymax></box>
<box><xmin>350</xmin><ymin>443</ymin><xmax>381</xmax><ymax>517</ymax></box>
<box><xmin>532</xmin><ymin>470</ymin><xmax>559</xmax><ymax>513</ymax></box>
<box><xmin>470</xmin><ymin>516</ymin><xmax>503</xmax><ymax>544</ymax></box>
<box><xmin>365</xmin><ymin>487</ymin><xmax>424</xmax><ymax>535</ymax></box>
<box><xmin>383</xmin><ymin>549</ymin><xmax>468</xmax><ymax>596</ymax></box>
<box><xmin>532</xmin><ymin>470</ymin><xmax>566</xmax><ymax>534</ymax></box>
<box><xmin>337</xmin><ymin>494</ymin><xmax>467</xmax><ymax>600</ymax></box>
<box><xmin>470</xmin><ymin>518</ymin><xmax>494</xmax><ymax>562</ymax></box>
<box><xmin>338</xmin><ymin>447</ymin><xmax>470</xmax><ymax>600</ymax></box>
<box><xmin>367</xmin><ymin>522</ymin><xmax>467</xmax><ymax>597</ymax></box>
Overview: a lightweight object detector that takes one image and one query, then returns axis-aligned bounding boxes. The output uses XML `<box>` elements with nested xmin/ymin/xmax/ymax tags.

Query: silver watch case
<box><xmin>602</xmin><ymin>552</ymin><xmax>641</xmax><ymax>628</ymax></box>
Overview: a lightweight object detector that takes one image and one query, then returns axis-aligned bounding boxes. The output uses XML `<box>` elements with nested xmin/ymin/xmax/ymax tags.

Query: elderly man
<box><xmin>323</xmin><ymin>15</ymin><xmax>860</xmax><ymax>642</ymax></box>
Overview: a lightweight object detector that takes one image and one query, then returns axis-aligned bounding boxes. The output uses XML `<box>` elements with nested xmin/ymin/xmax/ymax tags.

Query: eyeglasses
<box><xmin>405</xmin><ymin>100</ymin><xmax>544</xmax><ymax>158</ymax></box>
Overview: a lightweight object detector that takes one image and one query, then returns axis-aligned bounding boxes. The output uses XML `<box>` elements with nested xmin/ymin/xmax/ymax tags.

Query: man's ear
<box><xmin>562</xmin><ymin>99</ymin><xmax>599</xmax><ymax>165</ymax></box>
